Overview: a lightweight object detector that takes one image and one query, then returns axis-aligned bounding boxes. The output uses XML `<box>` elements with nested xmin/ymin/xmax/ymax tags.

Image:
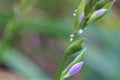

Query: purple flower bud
<box><xmin>69</xmin><ymin>61</ymin><xmax>83</xmax><ymax>75</ymax></box>
<box><xmin>79</xmin><ymin>12</ymin><xmax>85</xmax><ymax>23</ymax></box>
<box><xmin>95</xmin><ymin>9</ymin><xmax>107</xmax><ymax>17</ymax></box>
<box><xmin>64</xmin><ymin>61</ymin><xmax>84</xmax><ymax>78</ymax></box>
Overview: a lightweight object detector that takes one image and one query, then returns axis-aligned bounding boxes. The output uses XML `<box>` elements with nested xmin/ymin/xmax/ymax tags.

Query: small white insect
<box><xmin>73</xmin><ymin>9</ymin><xmax>77</xmax><ymax>16</ymax></box>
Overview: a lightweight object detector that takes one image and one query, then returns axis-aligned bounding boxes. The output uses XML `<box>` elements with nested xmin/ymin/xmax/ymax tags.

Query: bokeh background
<box><xmin>0</xmin><ymin>0</ymin><xmax>120</xmax><ymax>80</ymax></box>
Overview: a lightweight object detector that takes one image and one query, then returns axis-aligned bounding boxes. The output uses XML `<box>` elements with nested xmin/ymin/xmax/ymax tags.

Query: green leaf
<box><xmin>93</xmin><ymin>0</ymin><xmax>109</xmax><ymax>11</ymax></box>
<box><xmin>85</xmin><ymin>0</ymin><xmax>96</xmax><ymax>18</ymax></box>
<box><xmin>65</xmin><ymin>38</ymin><xmax>84</xmax><ymax>56</ymax></box>
<box><xmin>3</xmin><ymin>47</ymin><xmax>50</xmax><ymax>80</ymax></box>
<box><xmin>61</xmin><ymin>48</ymin><xmax>86</xmax><ymax>80</ymax></box>
<box><xmin>103</xmin><ymin>0</ymin><xmax>115</xmax><ymax>10</ymax></box>
<box><xmin>74</xmin><ymin>0</ymin><xmax>85</xmax><ymax>33</ymax></box>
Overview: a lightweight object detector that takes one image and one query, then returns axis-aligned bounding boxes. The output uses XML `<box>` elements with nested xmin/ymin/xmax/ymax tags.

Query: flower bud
<box><xmin>61</xmin><ymin>48</ymin><xmax>86</xmax><ymax>80</ymax></box>
<box><xmin>95</xmin><ymin>9</ymin><xmax>107</xmax><ymax>17</ymax></box>
<box><xmin>87</xmin><ymin>9</ymin><xmax>107</xmax><ymax>24</ymax></box>
<box><xmin>79</xmin><ymin>12</ymin><xmax>85</xmax><ymax>23</ymax></box>
<box><xmin>63</xmin><ymin>61</ymin><xmax>84</xmax><ymax>79</ymax></box>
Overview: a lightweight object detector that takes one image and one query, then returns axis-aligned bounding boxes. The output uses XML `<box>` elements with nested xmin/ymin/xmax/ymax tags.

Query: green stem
<box><xmin>55</xmin><ymin>54</ymin><xmax>68</xmax><ymax>80</ymax></box>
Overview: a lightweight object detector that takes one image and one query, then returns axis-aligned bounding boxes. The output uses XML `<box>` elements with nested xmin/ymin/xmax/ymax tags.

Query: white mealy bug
<box><xmin>70</xmin><ymin>34</ymin><xmax>74</xmax><ymax>42</ymax></box>
<box><xmin>73</xmin><ymin>9</ymin><xmax>77</xmax><ymax>16</ymax></box>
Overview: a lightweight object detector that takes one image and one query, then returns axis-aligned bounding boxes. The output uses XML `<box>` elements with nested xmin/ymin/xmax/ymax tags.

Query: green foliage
<box><xmin>56</xmin><ymin>0</ymin><xmax>116</xmax><ymax>80</ymax></box>
<box><xmin>84</xmin><ymin>0</ymin><xmax>96</xmax><ymax>18</ymax></box>
<box><xmin>3</xmin><ymin>47</ymin><xmax>50</xmax><ymax>79</ymax></box>
<box><xmin>65</xmin><ymin>38</ymin><xmax>83</xmax><ymax>56</ymax></box>
<box><xmin>74</xmin><ymin>0</ymin><xmax>85</xmax><ymax>33</ymax></box>
<box><xmin>62</xmin><ymin>48</ymin><xmax>86</xmax><ymax>80</ymax></box>
<box><xmin>0</xmin><ymin>0</ymin><xmax>119</xmax><ymax>80</ymax></box>
<box><xmin>87</xmin><ymin>0</ymin><xmax>115</xmax><ymax>24</ymax></box>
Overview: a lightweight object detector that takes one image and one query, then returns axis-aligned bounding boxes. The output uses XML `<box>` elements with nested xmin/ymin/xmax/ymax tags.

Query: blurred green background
<box><xmin>0</xmin><ymin>0</ymin><xmax>120</xmax><ymax>80</ymax></box>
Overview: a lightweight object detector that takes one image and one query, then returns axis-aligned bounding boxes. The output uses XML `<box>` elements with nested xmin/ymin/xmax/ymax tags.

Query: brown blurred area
<box><xmin>0</xmin><ymin>68</ymin><xmax>22</xmax><ymax>80</ymax></box>
<box><xmin>114</xmin><ymin>0</ymin><xmax>120</xmax><ymax>15</ymax></box>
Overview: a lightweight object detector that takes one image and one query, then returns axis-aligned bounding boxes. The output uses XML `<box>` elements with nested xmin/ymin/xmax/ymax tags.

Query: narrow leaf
<box><xmin>65</xmin><ymin>38</ymin><xmax>84</xmax><ymax>56</ymax></box>
<box><xmin>3</xmin><ymin>47</ymin><xmax>50</xmax><ymax>80</ymax></box>
<box><xmin>103</xmin><ymin>0</ymin><xmax>116</xmax><ymax>10</ymax></box>
<box><xmin>85</xmin><ymin>0</ymin><xmax>96</xmax><ymax>17</ymax></box>
<box><xmin>74</xmin><ymin>0</ymin><xmax>85</xmax><ymax>33</ymax></box>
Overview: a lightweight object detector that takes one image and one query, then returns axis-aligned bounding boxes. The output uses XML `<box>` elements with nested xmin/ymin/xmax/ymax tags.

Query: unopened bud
<box><xmin>87</xmin><ymin>9</ymin><xmax>107</xmax><ymax>24</ymax></box>
<box><xmin>95</xmin><ymin>9</ymin><xmax>107</xmax><ymax>17</ymax></box>
<box><xmin>79</xmin><ymin>12</ymin><xmax>85</xmax><ymax>23</ymax></box>
<box><xmin>63</xmin><ymin>61</ymin><xmax>84</xmax><ymax>79</ymax></box>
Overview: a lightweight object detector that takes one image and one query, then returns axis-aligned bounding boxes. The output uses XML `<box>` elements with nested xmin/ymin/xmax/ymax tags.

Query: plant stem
<box><xmin>55</xmin><ymin>54</ymin><xmax>68</xmax><ymax>80</ymax></box>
